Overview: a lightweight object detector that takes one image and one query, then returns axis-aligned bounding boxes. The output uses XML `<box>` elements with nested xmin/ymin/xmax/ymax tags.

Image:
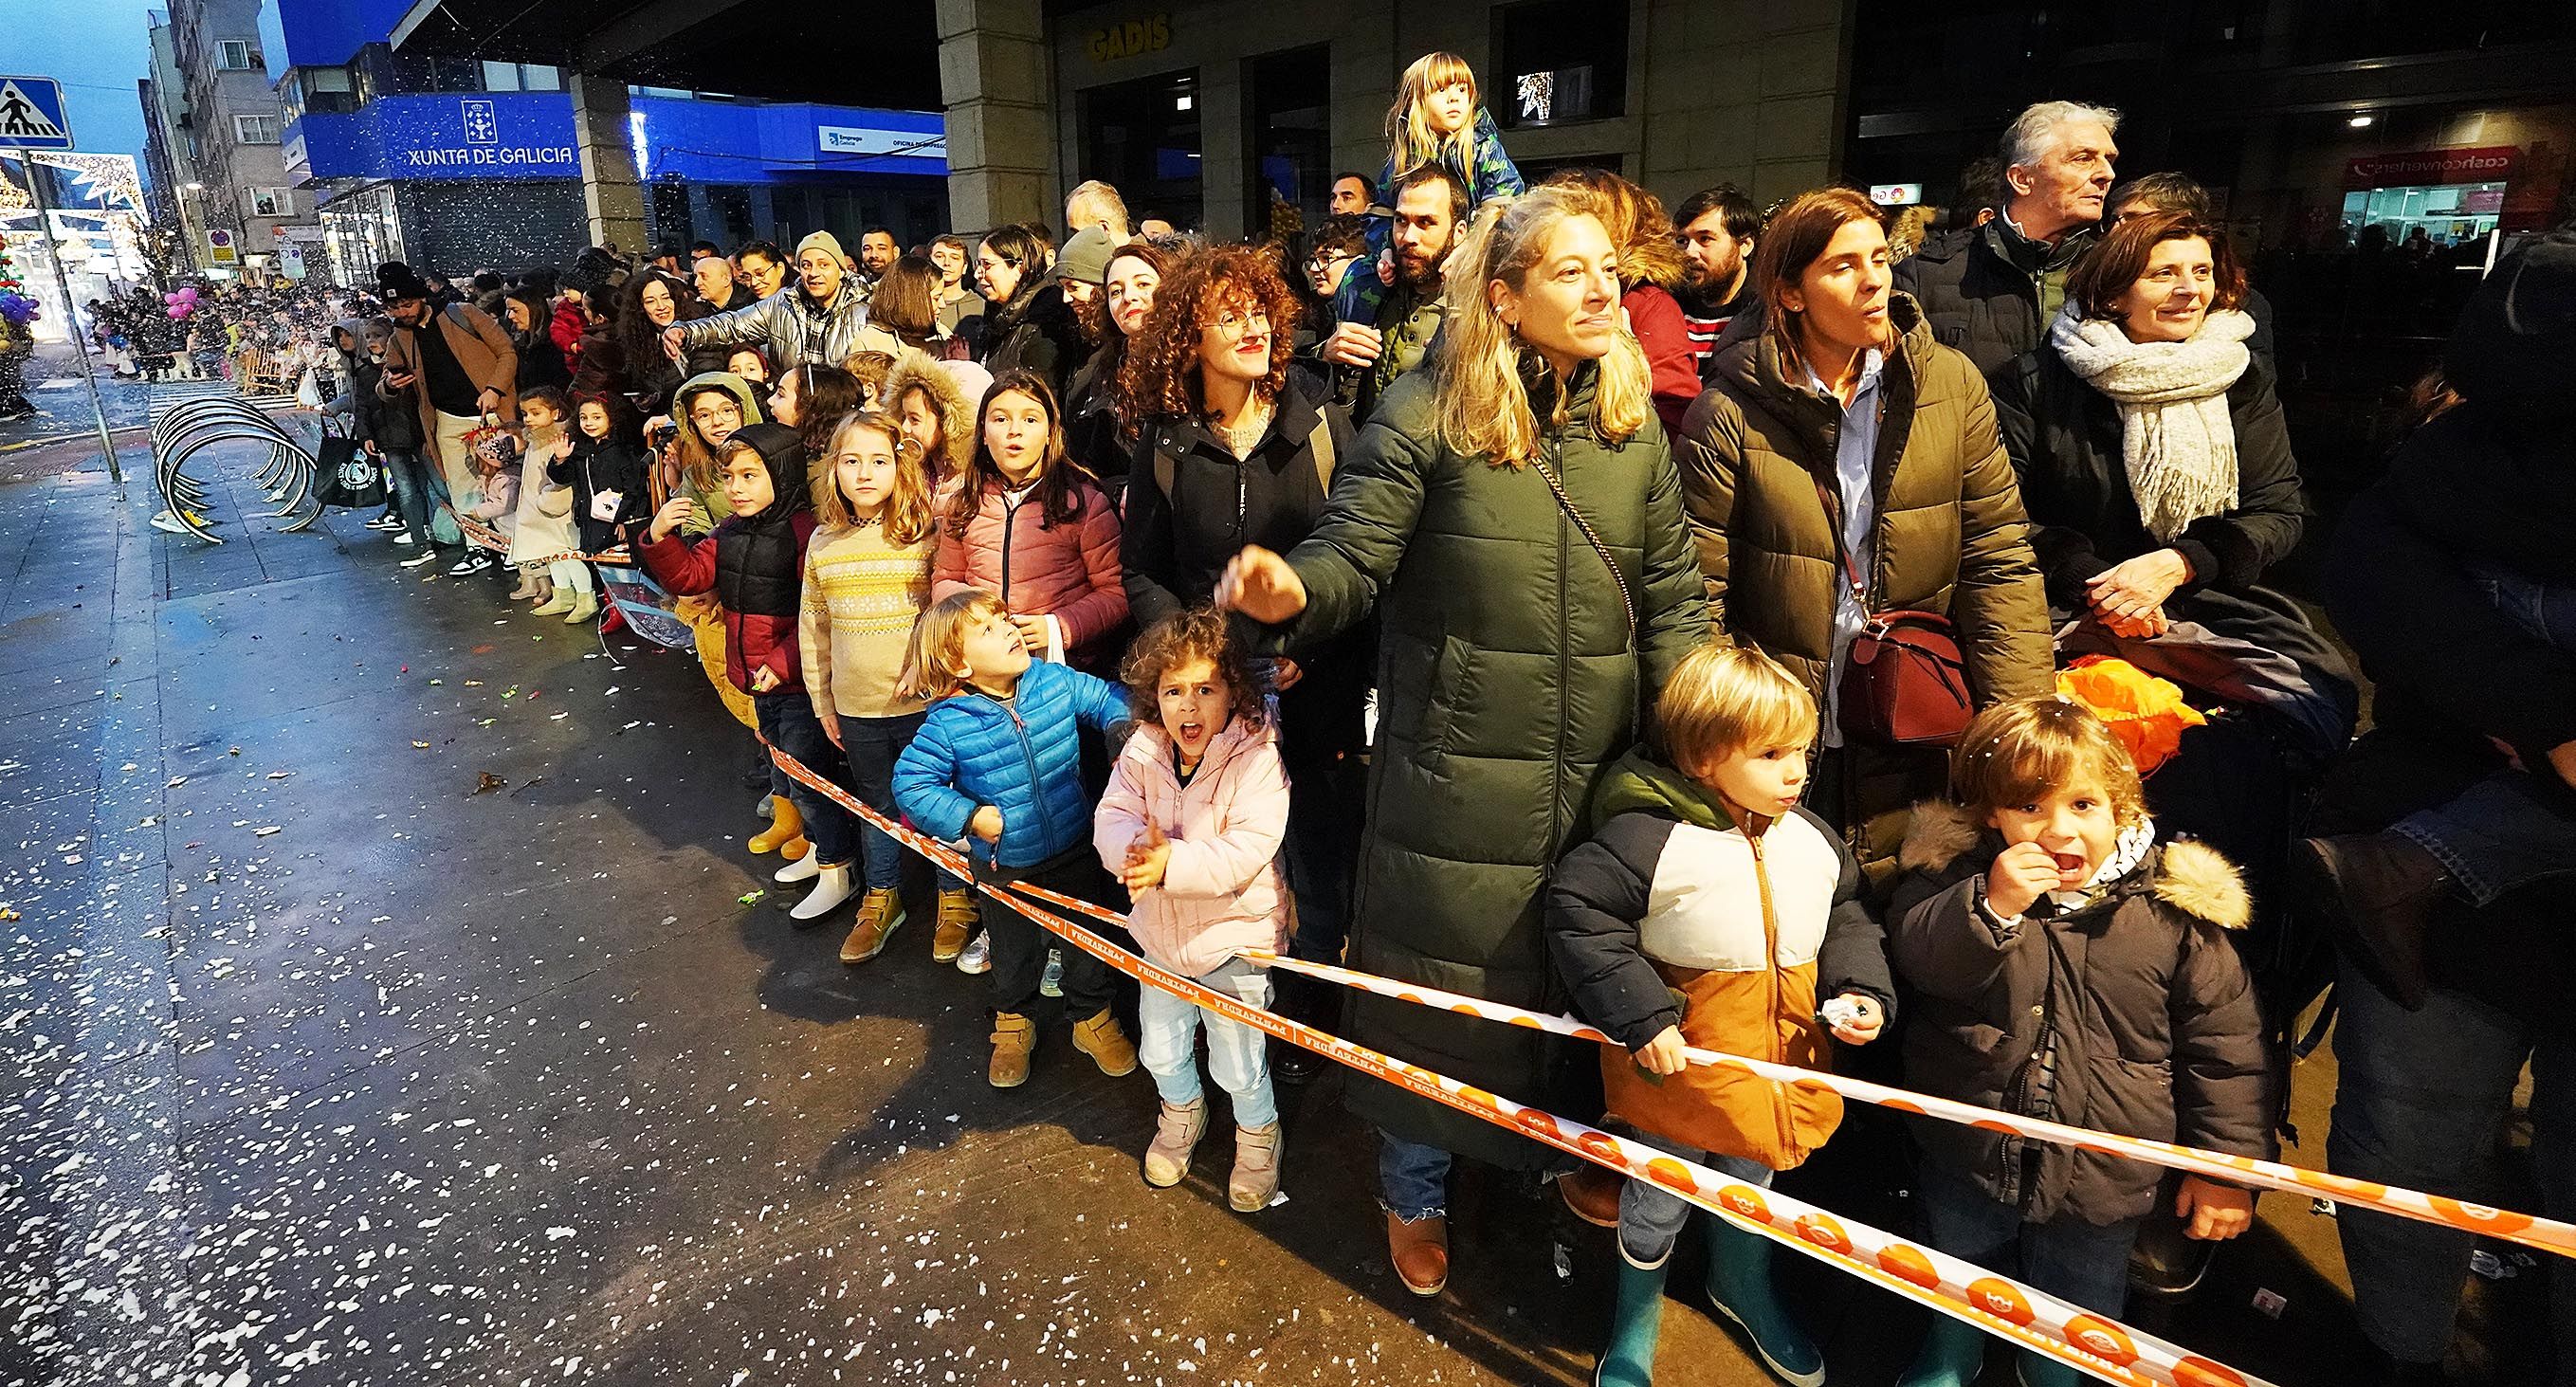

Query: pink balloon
<box><xmin>168</xmin><ymin>306</ymin><xmax>187</xmax><ymax>319</ymax></box>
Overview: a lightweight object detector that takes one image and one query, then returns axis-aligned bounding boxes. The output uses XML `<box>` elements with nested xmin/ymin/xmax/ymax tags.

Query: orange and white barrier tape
<box><xmin>1006</xmin><ymin>872</ymin><xmax>2576</xmax><ymax>1267</ymax></box>
<box><xmin>757</xmin><ymin>741</ymin><xmax>2268</xmax><ymax>1387</ymax></box>
<box><xmin>439</xmin><ymin>503</ymin><xmax>629</xmax><ymax>567</ymax></box>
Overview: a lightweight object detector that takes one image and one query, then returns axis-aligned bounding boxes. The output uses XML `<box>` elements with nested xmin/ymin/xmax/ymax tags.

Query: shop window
<box><xmin>1249</xmin><ymin>46</ymin><xmax>1332</xmax><ymax>236</ymax></box>
<box><xmin>1493</xmin><ymin>0</ymin><xmax>1627</xmax><ymax>129</ymax></box>
<box><xmin>2341</xmin><ymin>181</ymin><xmax>2509</xmax><ymax>249</ymax></box>
<box><xmin>482</xmin><ymin>61</ymin><xmax>521</xmax><ymax>92</ymax></box>
<box><xmin>1079</xmin><ymin>70</ymin><xmax>1203</xmax><ymax>233</ymax></box>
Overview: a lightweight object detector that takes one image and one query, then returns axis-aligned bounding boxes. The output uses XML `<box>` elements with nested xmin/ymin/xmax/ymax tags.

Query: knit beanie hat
<box><xmin>2445</xmin><ymin>228</ymin><xmax>2576</xmax><ymax>421</ymax></box>
<box><xmin>1055</xmin><ymin>228</ymin><xmax>1115</xmax><ymax>286</ymax></box>
<box><xmin>795</xmin><ymin>230</ymin><xmax>848</xmax><ymax>267</ymax></box>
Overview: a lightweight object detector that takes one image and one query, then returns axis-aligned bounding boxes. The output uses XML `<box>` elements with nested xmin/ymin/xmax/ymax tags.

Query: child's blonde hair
<box><xmin>812</xmin><ymin>410</ymin><xmax>937</xmax><ymax>545</ymax></box>
<box><xmin>1658</xmin><ymin>644</ymin><xmax>1818</xmax><ymax>775</ymax></box>
<box><xmin>1386</xmin><ymin>52</ymin><xmax>1481</xmax><ymax>180</ymax></box>
<box><xmin>907</xmin><ymin>590</ymin><xmax>1009</xmax><ymax>701</ymax></box>
<box><xmin>1118</xmin><ymin>608</ymin><xmax>1269</xmax><ymax>730</ymax></box>
<box><xmin>1950</xmin><ymin>696</ymin><xmax>2150</xmax><ymax>826</ymax></box>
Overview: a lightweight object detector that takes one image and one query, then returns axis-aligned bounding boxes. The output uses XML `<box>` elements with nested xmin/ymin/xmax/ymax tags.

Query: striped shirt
<box><xmin>1677</xmin><ymin>284</ymin><xmax>1757</xmax><ymax>382</ymax></box>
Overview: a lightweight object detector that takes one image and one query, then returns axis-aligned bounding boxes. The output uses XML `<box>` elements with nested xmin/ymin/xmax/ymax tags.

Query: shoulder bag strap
<box><xmin>1814</xmin><ymin>475</ymin><xmax>1869</xmax><ymax>611</ymax></box>
<box><xmin>1528</xmin><ymin>450</ymin><xmax>1635</xmax><ymax>641</ymax></box>
<box><xmin>1308</xmin><ymin>414</ymin><xmax>1337</xmax><ymax>496</ymax></box>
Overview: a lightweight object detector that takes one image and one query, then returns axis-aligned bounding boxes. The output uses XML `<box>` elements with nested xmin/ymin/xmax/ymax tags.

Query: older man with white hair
<box><xmin>1064</xmin><ymin>179</ymin><xmax>1132</xmax><ymax>241</ymax></box>
<box><xmin>1897</xmin><ymin>100</ymin><xmax>2120</xmax><ymax>374</ymax></box>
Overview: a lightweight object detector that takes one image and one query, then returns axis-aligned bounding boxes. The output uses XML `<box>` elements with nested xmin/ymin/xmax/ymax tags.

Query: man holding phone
<box><xmin>374</xmin><ymin>262</ymin><xmax>520</xmax><ymax>575</ymax></box>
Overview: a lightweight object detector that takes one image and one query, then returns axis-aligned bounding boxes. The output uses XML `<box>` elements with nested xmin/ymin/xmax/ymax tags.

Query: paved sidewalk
<box><xmin>0</xmin><ymin>445</ymin><xmax>2549</xmax><ymax>1386</ymax></box>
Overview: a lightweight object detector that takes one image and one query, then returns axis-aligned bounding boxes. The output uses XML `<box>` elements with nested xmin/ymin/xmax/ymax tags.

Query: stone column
<box><xmin>569</xmin><ymin>73</ymin><xmax>649</xmax><ymax>255</ymax></box>
<box><xmin>936</xmin><ymin>0</ymin><xmax>1060</xmax><ymax>236</ymax></box>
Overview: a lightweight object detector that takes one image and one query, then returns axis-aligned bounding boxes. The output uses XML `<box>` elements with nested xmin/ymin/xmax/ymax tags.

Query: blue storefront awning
<box><xmin>286</xmin><ymin>92</ymin><xmax>946</xmax><ymax>188</ymax></box>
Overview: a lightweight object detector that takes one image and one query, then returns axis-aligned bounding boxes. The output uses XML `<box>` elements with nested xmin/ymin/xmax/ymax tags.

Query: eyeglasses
<box><xmin>1212</xmin><ymin>308</ymin><xmax>1270</xmax><ymax>338</ymax></box>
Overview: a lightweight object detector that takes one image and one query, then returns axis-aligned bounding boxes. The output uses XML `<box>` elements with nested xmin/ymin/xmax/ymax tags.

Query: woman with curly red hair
<box><xmin>1116</xmin><ymin>242</ymin><xmax>1367</xmax><ymax>1075</ymax></box>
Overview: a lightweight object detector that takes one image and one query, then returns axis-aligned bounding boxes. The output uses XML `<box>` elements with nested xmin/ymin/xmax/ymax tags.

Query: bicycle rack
<box><xmin>148</xmin><ymin>394</ymin><xmax>318</xmax><ymax>544</ymax></box>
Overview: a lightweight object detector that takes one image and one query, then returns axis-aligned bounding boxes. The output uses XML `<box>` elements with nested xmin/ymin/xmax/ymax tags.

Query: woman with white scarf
<box><xmin>1991</xmin><ymin>207</ymin><xmax>2354</xmax><ymax>963</ymax></box>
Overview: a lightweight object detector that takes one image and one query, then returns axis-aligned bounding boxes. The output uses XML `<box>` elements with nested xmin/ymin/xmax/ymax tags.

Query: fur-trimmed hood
<box><xmin>883</xmin><ymin>348</ymin><xmax>977</xmax><ymax>483</ymax></box>
<box><xmin>1897</xmin><ymin>800</ymin><xmax>2249</xmax><ymax>931</ymax></box>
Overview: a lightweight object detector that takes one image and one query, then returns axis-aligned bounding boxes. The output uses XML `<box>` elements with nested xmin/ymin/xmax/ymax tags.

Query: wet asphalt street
<box><xmin>0</xmin><ymin>429</ymin><xmax>2551</xmax><ymax>1387</ymax></box>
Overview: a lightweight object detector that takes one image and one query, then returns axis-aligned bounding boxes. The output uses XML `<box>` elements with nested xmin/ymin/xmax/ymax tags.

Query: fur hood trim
<box><xmin>883</xmin><ymin>348</ymin><xmax>977</xmax><ymax>481</ymax></box>
<box><xmin>1898</xmin><ymin>800</ymin><xmax>2251</xmax><ymax>931</ymax></box>
<box><xmin>2153</xmin><ymin>838</ymin><xmax>2251</xmax><ymax>931</ymax></box>
<box><xmin>1898</xmin><ymin>800</ymin><xmax>1983</xmax><ymax>872</ymax></box>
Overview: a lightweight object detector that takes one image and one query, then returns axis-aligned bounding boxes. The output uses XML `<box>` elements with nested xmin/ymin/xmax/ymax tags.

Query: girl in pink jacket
<box><xmin>932</xmin><ymin>370</ymin><xmax>1128</xmax><ymax>675</ymax></box>
<box><xmin>1095</xmin><ymin>609</ymin><xmax>1294</xmax><ymax>1214</ymax></box>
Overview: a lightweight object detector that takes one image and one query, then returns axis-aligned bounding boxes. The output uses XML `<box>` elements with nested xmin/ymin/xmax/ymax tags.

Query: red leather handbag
<box><xmin>1818</xmin><ymin>479</ymin><xmax>1974</xmax><ymax>747</ymax></box>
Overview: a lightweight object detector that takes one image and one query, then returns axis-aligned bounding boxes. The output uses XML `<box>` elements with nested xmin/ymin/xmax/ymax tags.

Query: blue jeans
<box><xmin>1913</xmin><ymin>1162</ymin><xmax>2142</xmax><ymax>1321</ymax></box>
<box><xmin>1380</xmin><ymin>1130</ymin><xmax>1452</xmax><ymax>1222</ymax></box>
<box><xmin>2393</xmin><ymin>769</ymin><xmax>2576</xmax><ymax>908</ymax></box>
<box><xmin>1618</xmin><ymin>1141</ymin><xmax>1773</xmax><ymax>1266</ymax></box>
<box><xmin>380</xmin><ymin>448</ymin><xmax>436</xmax><ymax>544</ymax></box>
<box><xmin>1137</xmin><ymin>958</ymin><xmax>1276</xmax><ymax>1128</ymax></box>
<box><xmin>752</xmin><ymin>690</ymin><xmax>855</xmax><ymax>868</ymax></box>
<box><xmin>2329</xmin><ymin>958</ymin><xmax>2576</xmax><ymax>1372</ymax></box>
<box><xmin>839</xmin><ymin>710</ymin><xmax>924</xmax><ymax>891</ymax></box>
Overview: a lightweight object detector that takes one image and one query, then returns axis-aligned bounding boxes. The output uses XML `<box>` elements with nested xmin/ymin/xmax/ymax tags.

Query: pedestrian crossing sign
<box><xmin>0</xmin><ymin>77</ymin><xmax>72</xmax><ymax>151</ymax></box>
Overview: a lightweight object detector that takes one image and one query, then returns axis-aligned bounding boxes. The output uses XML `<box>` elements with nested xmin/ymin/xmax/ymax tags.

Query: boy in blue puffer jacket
<box><xmin>894</xmin><ymin>590</ymin><xmax>1141</xmax><ymax>1089</ymax></box>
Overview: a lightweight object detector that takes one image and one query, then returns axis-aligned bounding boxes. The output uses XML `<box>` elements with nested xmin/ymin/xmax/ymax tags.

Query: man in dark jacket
<box><xmin>1895</xmin><ymin>100</ymin><xmax>2120</xmax><ymax>374</ymax></box>
<box><xmin>2302</xmin><ymin>230</ymin><xmax>2576</xmax><ymax>1386</ymax></box>
<box><xmin>1313</xmin><ymin>164</ymin><xmax>1464</xmax><ymax>422</ymax></box>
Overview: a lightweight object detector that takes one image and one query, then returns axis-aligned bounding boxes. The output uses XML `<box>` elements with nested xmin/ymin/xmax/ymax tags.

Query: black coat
<box><xmin>981</xmin><ymin>282</ymin><xmax>1083</xmax><ymax>399</ymax></box>
<box><xmin>1123</xmin><ymin>371</ymin><xmax>1369</xmax><ymax>759</ymax></box>
<box><xmin>352</xmin><ymin>359</ymin><xmax>422</xmax><ymax>452</ymax></box>
<box><xmin>1061</xmin><ymin>339</ymin><xmax>1129</xmax><ymax>485</ymax></box>
<box><xmin>1897</xmin><ymin>223</ymin><xmax>2100</xmax><ymax>375</ymax></box>
<box><xmin>1991</xmin><ymin>346</ymin><xmax>2320</xmax><ymax>647</ymax></box>
<box><xmin>550</xmin><ymin>436</ymin><xmax>649</xmax><ymax>552</ymax></box>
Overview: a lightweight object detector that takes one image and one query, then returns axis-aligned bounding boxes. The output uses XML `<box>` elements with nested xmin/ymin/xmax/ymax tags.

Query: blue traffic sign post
<box><xmin>1</xmin><ymin>77</ymin><xmax>126</xmax><ymax>495</ymax></box>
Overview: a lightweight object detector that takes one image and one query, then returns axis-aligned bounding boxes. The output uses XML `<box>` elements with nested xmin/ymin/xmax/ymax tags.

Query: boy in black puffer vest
<box><xmin>638</xmin><ymin>423</ymin><xmax>859</xmax><ymax>925</ymax></box>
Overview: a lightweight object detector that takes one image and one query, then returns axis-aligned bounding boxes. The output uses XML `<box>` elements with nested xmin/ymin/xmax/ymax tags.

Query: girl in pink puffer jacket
<box><xmin>931</xmin><ymin>370</ymin><xmax>1128</xmax><ymax>674</ymax></box>
<box><xmin>1094</xmin><ymin>609</ymin><xmax>1294</xmax><ymax>1213</ymax></box>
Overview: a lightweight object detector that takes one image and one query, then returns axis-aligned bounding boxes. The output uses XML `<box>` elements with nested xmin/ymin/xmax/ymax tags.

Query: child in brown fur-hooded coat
<box><xmin>1885</xmin><ymin>696</ymin><xmax>2271</xmax><ymax>1387</ymax></box>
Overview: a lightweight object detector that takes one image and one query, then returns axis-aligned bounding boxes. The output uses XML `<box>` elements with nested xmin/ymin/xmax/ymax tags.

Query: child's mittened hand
<box><xmin>1823</xmin><ymin>993</ymin><xmax>1884</xmax><ymax>1045</ymax></box>
<box><xmin>1632</xmin><ymin>1024</ymin><xmax>1690</xmax><ymax>1077</ymax></box>
<box><xmin>969</xmin><ymin>805</ymin><xmax>1005</xmax><ymax>843</ymax></box>
<box><xmin>2174</xmin><ymin>1176</ymin><xmax>2255</xmax><ymax>1241</ymax></box>
<box><xmin>1985</xmin><ymin>840</ymin><xmax>2061</xmax><ymax>920</ymax></box>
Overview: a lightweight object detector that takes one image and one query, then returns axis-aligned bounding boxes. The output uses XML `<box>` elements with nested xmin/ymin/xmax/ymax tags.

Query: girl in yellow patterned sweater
<box><xmin>798</xmin><ymin>410</ymin><xmax>949</xmax><ymax>965</ymax></box>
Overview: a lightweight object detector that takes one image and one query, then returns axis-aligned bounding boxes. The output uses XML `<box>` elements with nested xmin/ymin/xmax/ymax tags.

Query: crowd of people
<box><xmin>219</xmin><ymin>58</ymin><xmax>2571</xmax><ymax>1387</ymax></box>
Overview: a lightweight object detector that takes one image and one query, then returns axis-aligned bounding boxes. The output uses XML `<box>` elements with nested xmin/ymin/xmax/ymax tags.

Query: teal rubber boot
<box><xmin>1893</xmin><ymin>1313</ymin><xmax>1988</xmax><ymax>1387</ymax></box>
<box><xmin>1702</xmin><ymin>1218</ymin><xmax>1825</xmax><ymax>1386</ymax></box>
<box><xmin>2015</xmin><ymin>1350</ymin><xmax>2082</xmax><ymax>1387</ymax></box>
<box><xmin>1596</xmin><ymin>1254</ymin><xmax>1668</xmax><ymax>1387</ymax></box>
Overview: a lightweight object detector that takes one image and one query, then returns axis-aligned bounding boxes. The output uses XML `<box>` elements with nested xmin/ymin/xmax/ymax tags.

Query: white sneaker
<box><xmin>774</xmin><ymin>844</ymin><xmax>822</xmax><ymax>884</ymax></box>
<box><xmin>400</xmin><ymin>550</ymin><xmax>439</xmax><ymax>568</ymax></box>
<box><xmin>392</xmin><ymin>531</ymin><xmax>415</xmax><ymax>547</ymax></box>
<box><xmin>956</xmin><ymin>930</ymin><xmax>993</xmax><ymax>975</ymax></box>
<box><xmin>1040</xmin><ymin>948</ymin><xmax>1065</xmax><ymax>997</ymax></box>
<box><xmin>791</xmin><ymin>865</ymin><xmax>857</xmax><ymax>922</ymax></box>
<box><xmin>366</xmin><ymin>514</ymin><xmax>402</xmax><ymax>532</ymax></box>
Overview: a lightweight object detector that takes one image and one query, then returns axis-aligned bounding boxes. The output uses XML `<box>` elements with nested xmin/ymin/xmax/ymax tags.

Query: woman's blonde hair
<box><xmin>1949</xmin><ymin>696</ymin><xmax>2150</xmax><ymax>827</ymax></box>
<box><xmin>811</xmin><ymin>410</ymin><xmax>937</xmax><ymax>545</ymax></box>
<box><xmin>906</xmin><ymin>590</ymin><xmax>1010</xmax><ymax>701</ymax></box>
<box><xmin>1658</xmin><ymin>645</ymin><xmax>1818</xmax><ymax>776</ymax></box>
<box><xmin>1542</xmin><ymin>168</ymin><xmax>1683</xmax><ymax>290</ymax></box>
<box><xmin>1386</xmin><ymin>51</ymin><xmax>1480</xmax><ymax>180</ymax></box>
<box><xmin>1430</xmin><ymin>186</ymin><xmax>1654</xmax><ymax>467</ymax></box>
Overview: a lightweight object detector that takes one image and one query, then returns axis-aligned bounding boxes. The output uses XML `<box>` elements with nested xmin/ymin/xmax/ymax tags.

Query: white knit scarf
<box><xmin>2047</xmin><ymin>307</ymin><xmax>2256</xmax><ymax>543</ymax></box>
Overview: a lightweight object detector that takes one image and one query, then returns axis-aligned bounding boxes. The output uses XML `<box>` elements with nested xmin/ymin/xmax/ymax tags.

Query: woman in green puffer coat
<box><xmin>1220</xmin><ymin>186</ymin><xmax>1708</xmax><ymax>1294</ymax></box>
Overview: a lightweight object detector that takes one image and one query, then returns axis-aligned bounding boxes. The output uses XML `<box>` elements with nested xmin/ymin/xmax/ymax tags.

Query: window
<box><xmin>217</xmin><ymin>39</ymin><xmax>256</xmax><ymax>70</ymax></box>
<box><xmin>1493</xmin><ymin>0</ymin><xmax>1628</xmax><ymax>128</ymax></box>
<box><xmin>483</xmin><ymin>61</ymin><xmax>563</xmax><ymax>93</ymax></box>
<box><xmin>250</xmin><ymin>188</ymin><xmax>292</xmax><ymax>217</ymax></box>
<box><xmin>234</xmin><ymin>114</ymin><xmax>280</xmax><ymax>144</ymax></box>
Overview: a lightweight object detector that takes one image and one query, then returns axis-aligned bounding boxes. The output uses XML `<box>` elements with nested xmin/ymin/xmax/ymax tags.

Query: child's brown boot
<box><xmin>1069</xmin><ymin>1008</ymin><xmax>1137</xmax><ymax>1077</ymax></box>
<box><xmin>989</xmin><ymin>1013</ymin><xmax>1036</xmax><ymax>1088</ymax></box>
<box><xmin>839</xmin><ymin>888</ymin><xmax>904</xmax><ymax>962</ymax></box>
<box><xmin>930</xmin><ymin>889</ymin><xmax>977</xmax><ymax>961</ymax></box>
